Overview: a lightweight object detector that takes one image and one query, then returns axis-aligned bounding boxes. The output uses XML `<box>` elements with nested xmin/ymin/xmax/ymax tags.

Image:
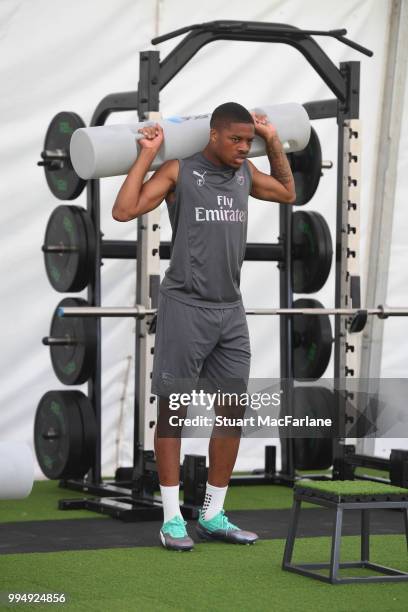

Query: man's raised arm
<box><xmin>112</xmin><ymin>123</ymin><xmax>178</xmax><ymax>221</ymax></box>
<box><xmin>248</xmin><ymin>112</ymin><xmax>296</xmax><ymax>205</ymax></box>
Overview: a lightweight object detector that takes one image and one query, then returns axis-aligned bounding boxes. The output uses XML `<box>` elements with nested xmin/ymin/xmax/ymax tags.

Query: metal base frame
<box><xmin>56</xmin><ymin>445</ymin><xmax>332</xmax><ymax>523</ymax></box>
<box><xmin>58</xmin><ymin>478</ymin><xmax>199</xmax><ymax>522</ymax></box>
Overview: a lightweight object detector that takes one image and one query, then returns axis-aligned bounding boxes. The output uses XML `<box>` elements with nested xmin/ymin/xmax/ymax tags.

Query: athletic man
<box><xmin>112</xmin><ymin>102</ymin><xmax>296</xmax><ymax>551</ymax></box>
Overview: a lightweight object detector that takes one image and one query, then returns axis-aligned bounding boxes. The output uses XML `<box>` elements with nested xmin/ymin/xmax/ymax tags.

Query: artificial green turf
<box><xmin>353</xmin><ymin>467</ymin><xmax>390</xmax><ymax>480</ymax></box>
<box><xmin>0</xmin><ymin>480</ymin><xmax>299</xmax><ymax>524</ymax></box>
<box><xmin>1</xmin><ymin>535</ymin><xmax>407</xmax><ymax>611</ymax></box>
<box><xmin>224</xmin><ymin>483</ymin><xmax>294</xmax><ymax>510</ymax></box>
<box><xmin>0</xmin><ymin>481</ymin><xmax>107</xmax><ymax>523</ymax></box>
<box><xmin>298</xmin><ymin>467</ymin><xmax>393</xmax><ymax>481</ymax></box>
<box><xmin>2</xmin><ymin>473</ymin><xmax>402</xmax><ymax>524</ymax></box>
<box><xmin>298</xmin><ymin>479</ymin><xmax>408</xmax><ymax>496</ymax></box>
<box><xmin>224</xmin><ymin>482</ymin><xmax>318</xmax><ymax>510</ymax></box>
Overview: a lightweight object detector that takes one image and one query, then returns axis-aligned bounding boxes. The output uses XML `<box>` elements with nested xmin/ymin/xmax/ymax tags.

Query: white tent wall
<box><xmin>370</xmin><ymin>43</ymin><xmax>408</xmax><ymax>460</ymax></box>
<box><xmin>382</xmin><ymin>70</ymin><xmax>408</xmax><ymax>380</ymax></box>
<box><xmin>0</xmin><ymin>0</ymin><xmax>396</xmax><ymax>480</ymax></box>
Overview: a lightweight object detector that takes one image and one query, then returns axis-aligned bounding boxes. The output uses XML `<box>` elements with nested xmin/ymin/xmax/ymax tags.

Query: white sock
<box><xmin>201</xmin><ymin>482</ymin><xmax>228</xmax><ymax>520</ymax></box>
<box><xmin>160</xmin><ymin>485</ymin><xmax>183</xmax><ymax>524</ymax></box>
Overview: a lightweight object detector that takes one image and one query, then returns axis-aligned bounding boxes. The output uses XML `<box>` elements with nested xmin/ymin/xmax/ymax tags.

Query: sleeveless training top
<box><xmin>160</xmin><ymin>151</ymin><xmax>252</xmax><ymax>308</ymax></box>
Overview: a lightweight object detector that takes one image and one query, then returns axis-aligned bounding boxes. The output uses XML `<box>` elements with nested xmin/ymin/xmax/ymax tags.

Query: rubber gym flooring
<box><xmin>1</xmin><ymin>474</ymin><xmax>408</xmax><ymax>611</ymax></box>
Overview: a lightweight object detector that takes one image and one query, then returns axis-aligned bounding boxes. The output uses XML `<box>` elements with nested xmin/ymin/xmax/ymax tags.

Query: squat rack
<box><xmin>59</xmin><ymin>21</ymin><xmax>380</xmax><ymax>520</ymax></box>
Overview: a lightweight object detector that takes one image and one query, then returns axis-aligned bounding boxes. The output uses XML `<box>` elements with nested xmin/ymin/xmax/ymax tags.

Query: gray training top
<box><xmin>160</xmin><ymin>151</ymin><xmax>252</xmax><ymax>308</ymax></box>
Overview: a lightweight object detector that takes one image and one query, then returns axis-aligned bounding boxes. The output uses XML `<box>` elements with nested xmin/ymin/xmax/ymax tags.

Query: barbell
<box><xmin>46</xmin><ymin>297</ymin><xmax>332</xmax><ymax>381</ymax></box>
<box><xmin>57</xmin><ymin>304</ymin><xmax>407</xmax><ymax>317</ymax></box>
<box><xmin>57</xmin><ymin>303</ymin><xmax>408</xmax><ymax>333</ymax></box>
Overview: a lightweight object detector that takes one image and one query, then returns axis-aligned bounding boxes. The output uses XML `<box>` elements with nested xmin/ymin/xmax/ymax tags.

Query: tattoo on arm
<box><xmin>266</xmin><ymin>136</ymin><xmax>295</xmax><ymax>189</ymax></box>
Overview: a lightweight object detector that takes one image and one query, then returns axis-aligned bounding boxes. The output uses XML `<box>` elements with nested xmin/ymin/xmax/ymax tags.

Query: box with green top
<box><xmin>282</xmin><ymin>479</ymin><xmax>408</xmax><ymax>584</ymax></box>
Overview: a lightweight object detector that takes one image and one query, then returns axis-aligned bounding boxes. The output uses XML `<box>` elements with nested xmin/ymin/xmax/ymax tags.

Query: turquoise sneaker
<box><xmin>160</xmin><ymin>515</ymin><xmax>194</xmax><ymax>551</ymax></box>
<box><xmin>197</xmin><ymin>510</ymin><xmax>258</xmax><ymax>544</ymax></box>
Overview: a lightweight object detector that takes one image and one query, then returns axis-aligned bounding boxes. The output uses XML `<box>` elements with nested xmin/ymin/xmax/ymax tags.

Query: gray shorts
<box><xmin>151</xmin><ymin>292</ymin><xmax>251</xmax><ymax>398</ymax></box>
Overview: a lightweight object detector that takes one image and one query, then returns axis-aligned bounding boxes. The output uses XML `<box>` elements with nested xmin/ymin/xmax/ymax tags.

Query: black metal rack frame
<box><xmin>58</xmin><ymin>21</ymin><xmax>378</xmax><ymax>520</ymax></box>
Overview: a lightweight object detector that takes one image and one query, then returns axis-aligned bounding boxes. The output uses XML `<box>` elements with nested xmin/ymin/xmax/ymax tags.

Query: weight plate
<box><xmin>77</xmin><ymin>206</ymin><xmax>96</xmax><ymax>290</ymax></box>
<box><xmin>287</xmin><ymin>126</ymin><xmax>322</xmax><ymax>205</ymax></box>
<box><xmin>43</xmin><ymin>205</ymin><xmax>94</xmax><ymax>292</ymax></box>
<box><xmin>312</xmin><ymin>386</ymin><xmax>335</xmax><ymax>469</ymax></box>
<box><xmin>293</xmin><ymin>385</ymin><xmax>334</xmax><ymax>470</ymax></box>
<box><xmin>49</xmin><ymin>297</ymin><xmax>97</xmax><ymax>385</ymax></box>
<box><xmin>34</xmin><ymin>390</ymin><xmax>84</xmax><ymax>479</ymax></box>
<box><xmin>292</xmin><ymin>298</ymin><xmax>332</xmax><ymax>380</ymax></box>
<box><xmin>71</xmin><ymin>391</ymin><xmax>97</xmax><ymax>472</ymax></box>
<box><xmin>292</xmin><ymin>210</ymin><xmax>333</xmax><ymax>294</ymax></box>
<box><xmin>41</xmin><ymin>112</ymin><xmax>87</xmax><ymax>200</ymax></box>
<box><xmin>313</xmin><ymin>212</ymin><xmax>333</xmax><ymax>290</ymax></box>
<box><xmin>69</xmin><ymin>205</ymin><xmax>95</xmax><ymax>290</ymax></box>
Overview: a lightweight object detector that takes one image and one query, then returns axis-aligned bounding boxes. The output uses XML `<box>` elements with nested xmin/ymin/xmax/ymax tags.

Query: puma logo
<box><xmin>193</xmin><ymin>170</ymin><xmax>207</xmax><ymax>186</ymax></box>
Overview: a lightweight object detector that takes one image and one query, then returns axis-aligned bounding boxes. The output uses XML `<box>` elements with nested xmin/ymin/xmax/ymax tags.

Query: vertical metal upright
<box><xmin>86</xmin><ymin>173</ymin><xmax>102</xmax><ymax>484</ymax></box>
<box><xmin>133</xmin><ymin>51</ymin><xmax>161</xmax><ymax>482</ymax></box>
<box><xmin>279</xmin><ymin>204</ymin><xmax>294</xmax><ymax>478</ymax></box>
<box><xmin>333</xmin><ymin>61</ymin><xmax>361</xmax><ymax>473</ymax></box>
<box><xmin>280</xmin><ymin>61</ymin><xmax>361</xmax><ymax>480</ymax></box>
<box><xmin>84</xmin><ymin>92</ymin><xmax>140</xmax><ymax>485</ymax></box>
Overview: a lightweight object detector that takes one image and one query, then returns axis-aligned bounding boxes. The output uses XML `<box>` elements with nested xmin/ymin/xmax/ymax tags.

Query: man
<box><xmin>112</xmin><ymin>102</ymin><xmax>296</xmax><ymax>551</ymax></box>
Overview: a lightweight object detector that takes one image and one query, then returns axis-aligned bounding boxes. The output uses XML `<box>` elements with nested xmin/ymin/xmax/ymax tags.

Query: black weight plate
<box><xmin>43</xmin><ymin>205</ymin><xmax>80</xmax><ymax>292</ymax></box>
<box><xmin>68</xmin><ymin>205</ymin><xmax>94</xmax><ymax>290</ymax></box>
<box><xmin>292</xmin><ymin>210</ymin><xmax>332</xmax><ymax>293</ymax></box>
<box><xmin>34</xmin><ymin>390</ymin><xmax>84</xmax><ymax>479</ymax></box>
<box><xmin>308</xmin><ymin>386</ymin><xmax>334</xmax><ymax>470</ymax></box>
<box><xmin>313</xmin><ymin>212</ymin><xmax>333</xmax><ymax>290</ymax></box>
<box><xmin>69</xmin><ymin>206</ymin><xmax>90</xmax><ymax>290</ymax></box>
<box><xmin>293</xmin><ymin>386</ymin><xmax>334</xmax><ymax>471</ymax></box>
<box><xmin>292</xmin><ymin>210</ymin><xmax>333</xmax><ymax>294</ymax></box>
<box><xmin>287</xmin><ymin>126</ymin><xmax>322</xmax><ymax>206</ymax></box>
<box><xmin>49</xmin><ymin>297</ymin><xmax>97</xmax><ymax>385</ymax></box>
<box><xmin>42</xmin><ymin>112</ymin><xmax>87</xmax><ymax>200</ymax></box>
<box><xmin>43</xmin><ymin>205</ymin><xmax>94</xmax><ymax>292</ymax></box>
<box><xmin>71</xmin><ymin>391</ymin><xmax>97</xmax><ymax>473</ymax></box>
<box><xmin>76</xmin><ymin>206</ymin><xmax>96</xmax><ymax>288</ymax></box>
<box><xmin>292</xmin><ymin>298</ymin><xmax>332</xmax><ymax>380</ymax></box>
<box><xmin>293</xmin><ymin>386</ymin><xmax>316</xmax><ymax>470</ymax></box>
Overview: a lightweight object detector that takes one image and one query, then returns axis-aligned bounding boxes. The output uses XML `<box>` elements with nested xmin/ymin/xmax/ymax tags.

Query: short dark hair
<box><xmin>210</xmin><ymin>102</ymin><xmax>254</xmax><ymax>130</ymax></box>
